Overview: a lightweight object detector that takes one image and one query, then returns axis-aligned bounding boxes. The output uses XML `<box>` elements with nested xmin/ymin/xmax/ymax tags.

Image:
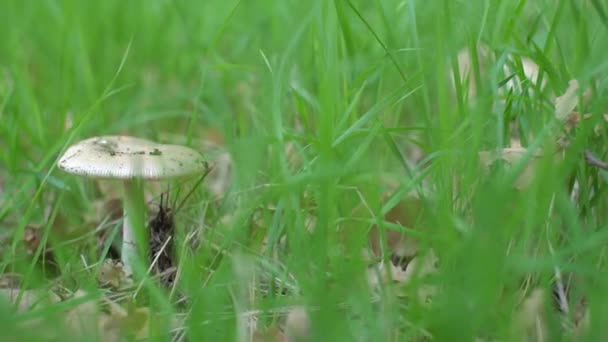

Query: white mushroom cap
<box><xmin>58</xmin><ymin>135</ymin><xmax>207</xmax><ymax>180</ymax></box>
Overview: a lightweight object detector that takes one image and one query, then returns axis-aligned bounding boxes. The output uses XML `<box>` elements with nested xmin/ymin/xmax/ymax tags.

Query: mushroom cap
<box><xmin>58</xmin><ymin>135</ymin><xmax>207</xmax><ymax>180</ymax></box>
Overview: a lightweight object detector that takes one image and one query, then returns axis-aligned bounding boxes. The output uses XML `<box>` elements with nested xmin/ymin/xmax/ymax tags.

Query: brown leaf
<box><xmin>513</xmin><ymin>288</ymin><xmax>548</xmax><ymax>342</ymax></box>
<box><xmin>0</xmin><ymin>173</ymin><xmax>4</xmax><ymax>199</ymax></box>
<box><xmin>478</xmin><ymin>147</ymin><xmax>543</xmax><ymax>168</ymax></box>
<box><xmin>197</xmin><ymin>129</ymin><xmax>232</xmax><ymax>198</ymax></box>
<box><xmin>558</xmin><ymin>112</ymin><xmax>606</xmax><ymax>149</ymax></box>
<box><xmin>451</xmin><ymin>46</ymin><xmax>545</xmax><ymax>99</ymax></box>
<box><xmin>22</xmin><ymin>225</ymin><xmax>55</xmax><ymax>264</ymax></box>
<box><xmin>23</xmin><ymin>226</ymin><xmax>42</xmax><ymax>255</ymax></box>
<box><xmin>573</xmin><ymin>297</ymin><xmax>590</xmax><ymax>338</ymax></box>
<box><xmin>503</xmin><ymin>56</ymin><xmax>546</xmax><ymax>92</ymax></box>
<box><xmin>451</xmin><ymin>45</ymin><xmax>491</xmax><ymax>98</ymax></box>
<box><xmin>368</xmin><ymin>261</ymin><xmax>408</xmax><ymax>286</ymax></box>
<box><xmin>0</xmin><ymin>287</ymin><xmax>61</xmax><ymax>338</ymax></box>
<box><xmin>285</xmin><ymin>141</ymin><xmax>302</xmax><ymax>172</ymax></box>
<box><xmin>120</xmin><ymin>306</ymin><xmax>151</xmax><ymax>340</ymax></box>
<box><xmin>202</xmin><ymin>128</ymin><xmax>225</xmax><ymax>148</ymax></box>
<box><xmin>252</xmin><ymin>328</ymin><xmax>288</xmax><ymax>342</ymax></box>
<box><xmin>555</xmin><ymin>80</ymin><xmax>592</xmax><ymax>122</ymax></box>
<box><xmin>206</xmin><ymin>151</ymin><xmax>232</xmax><ymax>197</ymax></box>
<box><xmin>64</xmin><ymin>290</ymin><xmax>101</xmax><ymax>338</ymax></box>
<box><xmin>563</xmin><ymin>112</ymin><xmax>590</xmax><ymax>133</ymax></box>
<box><xmin>61</xmin><ymin>292</ymin><xmax>160</xmax><ymax>341</ymax></box>
<box><xmin>0</xmin><ymin>273</ymin><xmax>21</xmax><ymax>288</ymax></box>
<box><xmin>285</xmin><ymin>306</ymin><xmax>310</xmax><ymax>342</ymax></box>
<box><xmin>368</xmin><ymin>250</ymin><xmax>438</xmax><ymax>290</ymax></box>
<box><xmin>369</xmin><ymin>194</ymin><xmax>425</xmax><ymax>258</ymax></box>
<box><xmin>97</xmin><ymin>259</ymin><xmax>131</xmax><ymax>289</ymax></box>
<box><xmin>0</xmin><ymin>288</ymin><xmax>60</xmax><ymax>313</ymax></box>
<box><xmin>478</xmin><ymin>147</ymin><xmax>546</xmax><ymax>189</ymax></box>
<box><xmin>96</xmin><ymin>315</ymin><xmax>122</xmax><ymax>342</ymax></box>
<box><xmin>102</xmin><ymin>301</ymin><xmax>152</xmax><ymax>341</ymax></box>
<box><xmin>64</xmin><ymin>111</ymin><xmax>74</xmax><ymax>132</ymax></box>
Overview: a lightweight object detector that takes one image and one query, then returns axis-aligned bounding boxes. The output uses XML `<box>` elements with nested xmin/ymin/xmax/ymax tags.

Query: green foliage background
<box><xmin>1</xmin><ymin>0</ymin><xmax>608</xmax><ymax>340</ymax></box>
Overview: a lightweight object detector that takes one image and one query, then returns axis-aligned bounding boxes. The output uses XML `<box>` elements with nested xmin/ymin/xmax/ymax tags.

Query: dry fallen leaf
<box><xmin>285</xmin><ymin>306</ymin><xmax>310</xmax><ymax>342</ymax></box>
<box><xmin>572</xmin><ymin>298</ymin><xmax>590</xmax><ymax>339</ymax></box>
<box><xmin>0</xmin><ymin>287</ymin><xmax>61</xmax><ymax>338</ymax></box>
<box><xmin>503</xmin><ymin>56</ymin><xmax>545</xmax><ymax>93</ymax></box>
<box><xmin>554</xmin><ymin>80</ymin><xmax>592</xmax><ymax>122</ymax></box>
<box><xmin>284</xmin><ymin>117</ymin><xmax>306</xmax><ymax>172</ymax></box>
<box><xmin>368</xmin><ymin>250</ymin><xmax>438</xmax><ymax>308</ymax></box>
<box><xmin>369</xmin><ymin>194</ymin><xmax>426</xmax><ymax>259</ymax></box>
<box><xmin>252</xmin><ymin>327</ymin><xmax>288</xmax><ymax>342</ymax></box>
<box><xmin>557</xmin><ymin>111</ymin><xmax>607</xmax><ymax>149</ymax></box>
<box><xmin>368</xmin><ymin>250</ymin><xmax>438</xmax><ymax>287</ymax></box>
<box><xmin>513</xmin><ymin>288</ymin><xmax>548</xmax><ymax>342</ymax></box>
<box><xmin>451</xmin><ymin>45</ymin><xmax>492</xmax><ymax>98</ymax></box>
<box><xmin>206</xmin><ymin>151</ymin><xmax>232</xmax><ymax>197</ymax></box>
<box><xmin>64</xmin><ymin>291</ymin><xmax>152</xmax><ymax>341</ymax></box>
<box><xmin>563</xmin><ymin>112</ymin><xmax>591</xmax><ymax>133</ymax></box>
<box><xmin>23</xmin><ymin>226</ymin><xmax>42</xmax><ymax>255</ymax></box>
<box><xmin>0</xmin><ymin>173</ymin><xmax>4</xmax><ymax>200</ymax></box>
<box><xmin>97</xmin><ymin>259</ymin><xmax>131</xmax><ymax>289</ymax></box>
<box><xmin>202</xmin><ymin>128</ymin><xmax>225</xmax><ymax>148</ymax></box>
<box><xmin>0</xmin><ymin>288</ymin><xmax>60</xmax><ymax>313</ymax></box>
<box><xmin>96</xmin><ymin>315</ymin><xmax>123</xmax><ymax>342</ymax></box>
<box><xmin>285</xmin><ymin>141</ymin><xmax>302</xmax><ymax>172</ymax></box>
<box><xmin>0</xmin><ymin>273</ymin><xmax>21</xmax><ymax>288</ymax></box>
<box><xmin>64</xmin><ymin>290</ymin><xmax>101</xmax><ymax>338</ymax></box>
<box><xmin>64</xmin><ymin>111</ymin><xmax>74</xmax><ymax>132</ymax></box>
<box><xmin>368</xmin><ymin>261</ymin><xmax>408</xmax><ymax>287</ymax></box>
<box><xmin>451</xmin><ymin>45</ymin><xmax>545</xmax><ymax>99</ymax></box>
<box><xmin>479</xmin><ymin>147</ymin><xmax>544</xmax><ymax>167</ymax></box>
<box><xmin>102</xmin><ymin>303</ymin><xmax>151</xmax><ymax>341</ymax></box>
<box><xmin>479</xmin><ymin>147</ymin><xmax>546</xmax><ymax>189</ymax></box>
<box><xmin>22</xmin><ymin>225</ymin><xmax>56</xmax><ymax>264</ymax></box>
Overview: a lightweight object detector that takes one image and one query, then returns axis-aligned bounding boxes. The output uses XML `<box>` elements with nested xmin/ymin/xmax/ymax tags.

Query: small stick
<box><xmin>546</xmin><ymin>195</ymin><xmax>570</xmax><ymax>315</ymax></box>
<box><xmin>175</xmin><ymin>163</ymin><xmax>213</xmax><ymax>213</ymax></box>
<box><xmin>584</xmin><ymin>150</ymin><xmax>608</xmax><ymax>171</ymax></box>
<box><xmin>133</xmin><ymin>236</ymin><xmax>172</xmax><ymax>299</ymax></box>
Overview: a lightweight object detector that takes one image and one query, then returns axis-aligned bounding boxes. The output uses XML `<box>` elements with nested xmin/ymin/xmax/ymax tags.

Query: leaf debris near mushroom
<box><xmin>57</xmin><ymin>135</ymin><xmax>208</xmax><ymax>275</ymax></box>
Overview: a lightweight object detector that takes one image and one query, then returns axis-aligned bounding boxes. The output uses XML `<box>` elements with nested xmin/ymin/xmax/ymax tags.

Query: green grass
<box><xmin>1</xmin><ymin>0</ymin><xmax>608</xmax><ymax>340</ymax></box>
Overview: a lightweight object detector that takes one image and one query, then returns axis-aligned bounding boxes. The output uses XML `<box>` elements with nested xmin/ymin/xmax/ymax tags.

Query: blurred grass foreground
<box><xmin>1</xmin><ymin>0</ymin><xmax>608</xmax><ymax>341</ymax></box>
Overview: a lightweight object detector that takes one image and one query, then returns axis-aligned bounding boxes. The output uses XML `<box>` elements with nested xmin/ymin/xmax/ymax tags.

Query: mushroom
<box><xmin>58</xmin><ymin>135</ymin><xmax>207</xmax><ymax>275</ymax></box>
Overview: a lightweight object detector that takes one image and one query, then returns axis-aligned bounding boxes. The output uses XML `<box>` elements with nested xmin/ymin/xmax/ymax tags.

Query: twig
<box><xmin>133</xmin><ymin>236</ymin><xmax>172</xmax><ymax>299</ymax></box>
<box><xmin>584</xmin><ymin>150</ymin><xmax>608</xmax><ymax>170</ymax></box>
<box><xmin>546</xmin><ymin>195</ymin><xmax>570</xmax><ymax>315</ymax></box>
<box><xmin>175</xmin><ymin>163</ymin><xmax>213</xmax><ymax>213</ymax></box>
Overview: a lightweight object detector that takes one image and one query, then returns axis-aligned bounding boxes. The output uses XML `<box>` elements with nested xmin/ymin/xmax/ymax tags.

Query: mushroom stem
<box><xmin>122</xmin><ymin>179</ymin><xmax>147</xmax><ymax>275</ymax></box>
